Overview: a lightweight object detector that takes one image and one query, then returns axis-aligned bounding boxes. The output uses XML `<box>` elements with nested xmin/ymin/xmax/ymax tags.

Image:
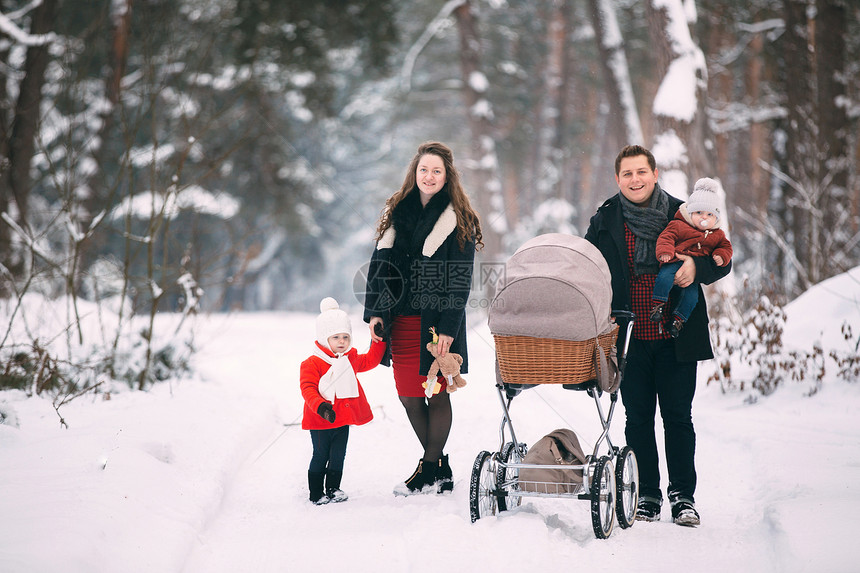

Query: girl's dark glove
<box><xmin>317</xmin><ymin>402</ymin><xmax>336</xmax><ymax>423</ymax></box>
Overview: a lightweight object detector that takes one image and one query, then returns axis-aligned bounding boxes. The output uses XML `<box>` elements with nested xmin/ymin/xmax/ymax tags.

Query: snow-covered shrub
<box><xmin>81</xmin><ymin>257</ymin><xmax>127</xmax><ymax>301</ymax></box>
<box><xmin>831</xmin><ymin>322</ymin><xmax>860</xmax><ymax>383</ymax></box>
<box><xmin>0</xmin><ymin>342</ymin><xmax>65</xmax><ymax>394</ymax></box>
<box><xmin>709</xmin><ymin>294</ymin><xmax>855</xmax><ymax>395</ymax></box>
<box><xmin>0</xmin><ymin>352</ymin><xmax>32</xmax><ymax>391</ymax></box>
<box><xmin>1</xmin><ymin>289</ymin><xmax>195</xmax><ymax>406</ymax></box>
<box><xmin>107</xmin><ymin>329</ymin><xmax>193</xmax><ymax>390</ymax></box>
<box><xmin>0</xmin><ymin>401</ymin><xmax>19</xmax><ymax>427</ymax></box>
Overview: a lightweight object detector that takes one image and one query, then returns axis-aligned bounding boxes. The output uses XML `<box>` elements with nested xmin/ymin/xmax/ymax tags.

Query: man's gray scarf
<box><xmin>619</xmin><ymin>184</ymin><xmax>670</xmax><ymax>275</ymax></box>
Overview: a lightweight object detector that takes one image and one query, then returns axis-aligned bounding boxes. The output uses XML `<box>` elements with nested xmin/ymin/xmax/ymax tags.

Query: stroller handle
<box><xmin>611</xmin><ymin>310</ymin><xmax>636</xmax><ymax>322</ymax></box>
<box><xmin>610</xmin><ymin>310</ymin><xmax>636</xmax><ymax>376</ymax></box>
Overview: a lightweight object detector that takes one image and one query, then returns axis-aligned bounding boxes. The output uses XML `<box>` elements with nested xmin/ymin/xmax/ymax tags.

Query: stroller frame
<box><xmin>469</xmin><ymin>311</ymin><xmax>639</xmax><ymax>539</ymax></box>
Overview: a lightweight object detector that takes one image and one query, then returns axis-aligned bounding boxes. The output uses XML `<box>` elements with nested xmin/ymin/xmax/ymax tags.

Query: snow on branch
<box><xmin>709</xmin><ymin>103</ymin><xmax>787</xmax><ymax>134</ymax></box>
<box><xmin>651</xmin><ymin>0</ymin><xmax>707</xmax><ymax>123</ymax></box>
<box><xmin>738</xmin><ymin>19</ymin><xmax>784</xmax><ymax>35</ymax></box>
<box><xmin>109</xmin><ymin>186</ymin><xmax>240</xmax><ymax>222</ymax></box>
<box><xmin>400</xmin><ymin>0</ymin><xmax>466</xmax><ymax>93</ymax></box>
<box><xmin>0</xmin><ymin>6</ymin><xmax>57</xmax><ymax>47</ymax></box>
<box><xmin>1</xmin><ymin>212</ymin><xmax>61</xmax><ymax>270</ymax></box>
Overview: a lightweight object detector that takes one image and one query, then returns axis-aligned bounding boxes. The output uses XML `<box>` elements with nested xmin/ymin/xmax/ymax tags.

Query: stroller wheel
<box><xmin>469</xmin><ymin>451</ymin><xmax>498</xmax><ymax>523</ymax></box>
<box><xmin>590</xmin><ymin>456</ymin><xmax>616</xmax><ymax>539</ymax></box>
<box><xmin>615</xmin><ymin>446</ymin><xmax>639</xmax><ymax>529</ymax></box>
<box><xmin>496</xmin><ymin>441</ymin><xmax>528</xmax><ymax>512</ymax></box>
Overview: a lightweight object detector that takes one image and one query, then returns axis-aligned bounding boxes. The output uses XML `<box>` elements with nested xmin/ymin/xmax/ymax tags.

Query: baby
<box><xmin>650</xmin><ymin>177</ymin><xmax>733</xmax><ymax>338</ymax></box>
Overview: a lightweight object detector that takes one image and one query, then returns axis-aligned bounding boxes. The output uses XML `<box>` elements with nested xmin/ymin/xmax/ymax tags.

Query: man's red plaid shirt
<box><xmin>625</xmin><ymin>224</ymin><xmax>672</xmax><ymax>341</ymax></box>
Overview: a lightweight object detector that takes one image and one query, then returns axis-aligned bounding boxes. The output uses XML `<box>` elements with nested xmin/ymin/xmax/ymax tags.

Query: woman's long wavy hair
<box><xmin>374</xmin><ymin>141</ymin><xmax>484</xmax><ymax>251</ymax></box>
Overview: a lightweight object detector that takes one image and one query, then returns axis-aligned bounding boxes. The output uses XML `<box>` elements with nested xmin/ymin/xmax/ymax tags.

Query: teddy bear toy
<box><xmin>422</xmin><ymin>327</ymin><xmax>468</xmax><ymax>397</ymax></box>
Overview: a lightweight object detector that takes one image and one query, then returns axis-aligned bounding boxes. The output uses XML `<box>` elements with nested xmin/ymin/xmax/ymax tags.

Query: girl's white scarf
<box><xmin>314</xmin><ymin>347</ymin><xmax>359</xmax><ymax>401</ymax></box>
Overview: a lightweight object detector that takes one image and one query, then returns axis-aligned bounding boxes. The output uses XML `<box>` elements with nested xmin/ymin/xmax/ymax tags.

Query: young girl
<box><xmin>300</xmin><ymin>297</ymin><xmax>385</xmax><ymax>504</ymax></box>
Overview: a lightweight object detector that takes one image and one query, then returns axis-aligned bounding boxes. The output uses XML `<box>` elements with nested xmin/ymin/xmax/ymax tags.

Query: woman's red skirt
<box><xmin>390</xmin><ymin>315</ymin><xmax>443</xmax><ymax>398</ymax></box>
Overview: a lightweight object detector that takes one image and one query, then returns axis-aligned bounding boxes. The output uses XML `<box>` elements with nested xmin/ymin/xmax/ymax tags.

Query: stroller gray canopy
<box><xmin>489</xmin><ymin>233</ymin><xmax>614</xmax><ymax>341</ymax></box>
<box><xmin>489</xmin><ymin>233</ymin><xmax>620</xmax><ymax>392</ymax></box>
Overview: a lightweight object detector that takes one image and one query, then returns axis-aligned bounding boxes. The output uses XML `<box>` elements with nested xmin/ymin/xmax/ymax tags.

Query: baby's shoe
<box><xmin>649</xmin><ymin>302</ymin><xmax>666</xmax><ymax>322</ymax></box>
<box><xmin>669</xmin><ymin>317</ymin><xmax>685</xmax><ymax>338</ymax></box>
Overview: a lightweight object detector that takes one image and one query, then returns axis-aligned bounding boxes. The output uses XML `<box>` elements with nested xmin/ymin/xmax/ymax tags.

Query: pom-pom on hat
<box><xmin>686</xmin><ymin>177</ymin><xmax>722</xmax><ymax>221</ymax></box>
<box><xmin>316</xmin><ymin>297</ymin><xmax>352</xmax><ymax>350</ymax></box>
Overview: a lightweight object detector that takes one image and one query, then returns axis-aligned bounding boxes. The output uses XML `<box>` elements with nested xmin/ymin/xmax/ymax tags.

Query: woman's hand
<box><xmin>369</xmin><ymin>317</ymin><xmax>384</xmax><ymax>342</ymax></box>
<box><xmin>673</xmin><ymin>253</ymin><xmax>696</xmax><ymax>288</ymax></box>
<box><xmin>437</xmin><ymin>334</ymin><xmax>454</xmax><ymax>357</ymax></box>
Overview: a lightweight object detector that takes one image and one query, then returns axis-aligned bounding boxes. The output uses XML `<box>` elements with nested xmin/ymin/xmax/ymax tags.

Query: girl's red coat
<box><xmin>300</xmin><ymin>340</ymin><xmax>386</xmax><ymax>430</ymax></box>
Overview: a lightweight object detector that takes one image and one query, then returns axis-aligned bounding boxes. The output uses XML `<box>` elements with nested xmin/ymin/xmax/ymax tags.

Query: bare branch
<box><xmin>734</xmin><ymin>207</ymin><xmax>811</xmax><ymax>290</ymax></box>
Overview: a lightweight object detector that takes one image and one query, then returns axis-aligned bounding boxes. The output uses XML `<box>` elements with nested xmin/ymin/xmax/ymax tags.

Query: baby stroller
<box><xmin>468</xmin><ymin>233</ymin><xmax>638</xmax><ymax>539</ymax></box>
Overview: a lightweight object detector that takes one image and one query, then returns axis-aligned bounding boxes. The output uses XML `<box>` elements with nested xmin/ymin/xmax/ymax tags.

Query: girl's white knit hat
<box><xmin>316</xmin><ymin>297</ymin><xmax>352</xmax><ymax>349</ymax></box>
<box><xmin>686</xmin><ymin>177</ymin><xmax>722</xmax><ymax>221</ymax></box>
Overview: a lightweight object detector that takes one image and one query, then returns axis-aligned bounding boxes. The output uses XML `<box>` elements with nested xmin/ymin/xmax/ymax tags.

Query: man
<box><xmin>584</xmin><ymin>145</ymin><xmax>731</xmax><ymax>527</ymax></box>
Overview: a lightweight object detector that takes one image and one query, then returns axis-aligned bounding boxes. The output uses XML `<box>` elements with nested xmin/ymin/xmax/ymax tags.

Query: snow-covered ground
<box><xmin>1</xmin><ymin>269</ymin><xmax>859</xmax><ymax>573</ymax></box>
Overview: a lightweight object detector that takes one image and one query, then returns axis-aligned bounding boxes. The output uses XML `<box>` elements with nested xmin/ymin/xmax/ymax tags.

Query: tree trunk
<box><xmin>546</xmin><ymin>0</ymin><xmax>569</xmax><ymax>200</ymax></box>
<box><xmin>0</xmin><ymin>24</ymin><xmax>11</xmax><ymax>291</ymax></box>
<box><xmin>746</xmin><ymin>32</ymin><xmax>769</xmax><ymax>216</ymax></box>
<box><xmin>814</xmin><ymin>0</ymin><xmax>850</xmax><ymax>277</ymax></box>
<box><xmin>586</xmin><ymin>0</ymin><xmax>644</xmax><ymax>149</ymax></box>
<box><xmin>76</xmin><ymin>0</ymin><xmax>134</xmax><ymax>285</ymax></box>
<box><xmin>780</xmin><ymin>0</ymin><xmax>815</xmax><ymax>287</ymax></box>
<box><xmin>453</xmin><ymin>0</ymin><xmax>506</xmax><ymax>264</ymax></box>
<box><xmin>7</xmin><ymin>0</ymin><xmax>59</xmax><ymax>229</ymax></box>
<box><xmin>1</xmin><ymin>0</ymin><xmax>59</xmax><ymax>289</ymax></box>
<box><xmin>645</xmin><ymin>0</ymin><xmax>711</xmax><ymax>193</ymax></box>
<box><xmin>646</xmin><ymin>0</ymin><xmax>736</xmax><ymax>311</ymax></box>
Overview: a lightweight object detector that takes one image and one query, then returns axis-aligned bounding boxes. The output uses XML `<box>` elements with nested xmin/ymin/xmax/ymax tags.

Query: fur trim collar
<box><xmin>377</xmin><ymin>203</ymin><xmax>457</xmax><ymax>257</ymax></box>
<box><xmin>421</xmin><ymin>204</ymin><xmax>457</xmax><ymax>256</ymax></box>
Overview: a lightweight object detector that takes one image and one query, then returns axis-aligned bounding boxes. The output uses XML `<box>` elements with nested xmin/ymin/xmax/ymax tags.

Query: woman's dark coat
<box><xmin>363</xmin><ymin>189</ymin><xmax>475</xmax><ymax>375</ymax></box>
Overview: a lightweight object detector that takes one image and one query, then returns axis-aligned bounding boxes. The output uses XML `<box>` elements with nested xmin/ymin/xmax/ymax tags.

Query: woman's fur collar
<box><xmin>377</xmin><ymin>190</ymin><xmax>457</xmax><ymax>257</ymax></box>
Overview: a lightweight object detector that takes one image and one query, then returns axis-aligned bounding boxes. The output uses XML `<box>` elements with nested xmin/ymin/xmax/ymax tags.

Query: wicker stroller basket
<box><xmin>494</xmin><ymin>325</ymin><xmax>618</xmax><ymax>386</ymax></box>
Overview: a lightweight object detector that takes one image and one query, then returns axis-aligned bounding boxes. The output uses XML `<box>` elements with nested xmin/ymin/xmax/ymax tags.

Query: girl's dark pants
<box><xmin>309</xmin><ymin>426</ymin><xmax>349</xmax><ymax>473</ymax></box>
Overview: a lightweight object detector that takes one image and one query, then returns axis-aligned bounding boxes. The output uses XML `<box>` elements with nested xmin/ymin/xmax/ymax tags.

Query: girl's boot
<box><xmin>308</xmin><ymin>471</ymin><xmax>329</xmax><ymax>505</ymax></box>
<box><xmin>325</xmin><ymin>470</ymin><xmax>348</xmax><ymax>503</ymax></box>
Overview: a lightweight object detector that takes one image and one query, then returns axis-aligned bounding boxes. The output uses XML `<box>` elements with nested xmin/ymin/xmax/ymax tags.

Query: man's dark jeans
<box><xmin>620</xmin><ymin>337</ymin><xmax>698</xmax><ymax>503</ymax></box>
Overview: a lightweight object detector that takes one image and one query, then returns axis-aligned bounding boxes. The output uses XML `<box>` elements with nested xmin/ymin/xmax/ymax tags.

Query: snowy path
<box><xmin>179</xmin><ymin>312</ymin><xmax>858</xmax><ymax>573</ymax></box>
<box><xmin>2</xmin><ymin>310</ymin><xmax>858</xmax><ymax>573</ymax></box>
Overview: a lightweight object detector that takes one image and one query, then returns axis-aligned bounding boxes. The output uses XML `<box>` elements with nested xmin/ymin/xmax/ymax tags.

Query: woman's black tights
<box><xmin>399</xmin><ymin>391</ymin><xmax>451</xmax><ymax>462</ymax></box>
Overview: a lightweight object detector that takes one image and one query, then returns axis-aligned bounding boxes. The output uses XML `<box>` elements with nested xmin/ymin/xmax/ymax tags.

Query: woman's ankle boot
<box><xmin>437</xmin><ymin>454</ymin><xmax>453</xmax><ymax>494</ymax></box>
<box><xmin>393</xmin><ymin>459</ymin><xmax>437</xmax><ymax>496</ymax></box>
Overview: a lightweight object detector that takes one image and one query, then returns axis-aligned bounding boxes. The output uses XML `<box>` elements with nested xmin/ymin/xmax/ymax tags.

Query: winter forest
<box><xmin>1</xmin><ymin>2</ymin><xmax>860</xmax><ymax>571</ymax></box>
<box><xmin>1</xmin><ymin>0</ymin><xmax>859</xmax><ymax>393</ymax></box>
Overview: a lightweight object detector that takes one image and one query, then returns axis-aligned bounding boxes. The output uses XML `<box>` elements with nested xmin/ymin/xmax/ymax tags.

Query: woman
<box><xmin>363</xmin><ymin>141</ymin><xmax>483</xmax><ymax>496</ymax></box>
